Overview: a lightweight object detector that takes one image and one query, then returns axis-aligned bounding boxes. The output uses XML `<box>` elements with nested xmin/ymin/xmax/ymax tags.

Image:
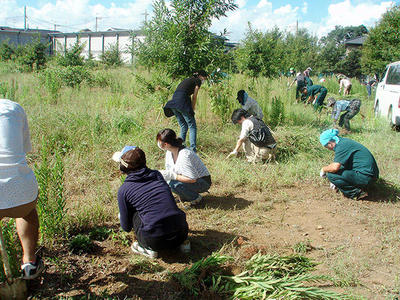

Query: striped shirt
<box><xmin>165</xmin><ymin>148</ymin><xmax>210</xmax><ymax>180</ymax></box>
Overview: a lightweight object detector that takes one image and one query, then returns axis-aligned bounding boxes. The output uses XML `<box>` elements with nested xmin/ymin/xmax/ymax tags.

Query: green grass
<box><xmin>0</xmin><ymin>63</ymin><xmax>399</xmax><ymax>297</ymax></box>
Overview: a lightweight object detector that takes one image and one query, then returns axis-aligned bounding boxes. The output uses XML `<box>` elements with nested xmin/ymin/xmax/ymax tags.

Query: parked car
<box><xmin>374</xmin><ymin>61</ymin><xmax>400</xmax><ymax>129</ymax></box>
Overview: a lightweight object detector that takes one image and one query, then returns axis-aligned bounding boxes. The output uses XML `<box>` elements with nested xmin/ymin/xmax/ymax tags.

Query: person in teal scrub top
<box><xmin>319</xmin><ymin>129</ymin><xmax>379</xmax><ymax>200</ymax></box>
<box><xmin>302</xmin><ymin>85</ymin><xmax>328</xmax><ymax>110</ymax></box>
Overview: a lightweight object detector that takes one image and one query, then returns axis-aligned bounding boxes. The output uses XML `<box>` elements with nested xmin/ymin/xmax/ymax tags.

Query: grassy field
<box><xmin>0</xmin><ymin>64</ymin><xmax>399</xmax><ymax>299</ymax></box>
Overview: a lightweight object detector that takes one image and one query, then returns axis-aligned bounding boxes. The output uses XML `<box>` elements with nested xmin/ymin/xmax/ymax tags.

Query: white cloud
<box><xmin>273</xmin><ymin>4</ymin><xmax>298</xmax><ymax>15</ymax></box>
<box><xmin>302</xmin><ymin>2</ymin><xmax>308</xmax><ymax>14</ymax></box>
<box><xmin>0</xmin><ymin>0</ymin><xmax>153</xmax><ymax>32</ymax></box>
<box><xmin>236</xmin><ymin>0</ymin><xmax>247</xmax><ymax>9</ymax></box>
<box><xmin>0</xmin><ymin>0</ymin><xmax>395</xmax><ymax>43</ymax></box>
<box><xmin>314</xmin><ymin>0</ymin><xmax>394</xmax><ymax>37</ymax></box>
<box><xmin>212</xmin><ymin>0</ymin><xmax>394</xmax><ymax>42</ymax></box>
<box><xmin>256</xmin><ymin>0</ymin><xmax>271</xmax><ymax>9</ymax></box>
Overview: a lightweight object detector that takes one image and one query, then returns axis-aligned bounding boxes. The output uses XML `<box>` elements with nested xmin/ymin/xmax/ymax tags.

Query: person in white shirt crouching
<box><xmin>157</xmin><ymin>129</ymin><xmax>211</xmax><ymax>208</ymax></box>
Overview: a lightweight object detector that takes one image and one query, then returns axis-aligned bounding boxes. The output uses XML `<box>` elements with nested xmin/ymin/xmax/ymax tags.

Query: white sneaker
<box><xmin>21</xmin><ymin>256</ymin><xmax>45</xmax><ymax>280</ymax></box>
<box><xmin>179</xmin><ymin>239</ymin><xmax>191</xmax><ymax>253</ymax></box>
<box><xmin>131</xmin><ymin>241</ymin><xmax>158</xmax><ymax>259</ymax></box>
<box><xmin>329</xmin><ymin>182</ymin><xmax>337</xmax><ymax>190</ymax></box>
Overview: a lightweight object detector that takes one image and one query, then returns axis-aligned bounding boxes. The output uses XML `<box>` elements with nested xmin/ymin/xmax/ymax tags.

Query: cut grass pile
<box><xmin>173</xmin><ymin>251</ymin><xmax>356</xmax><ymax>299</ymax></box>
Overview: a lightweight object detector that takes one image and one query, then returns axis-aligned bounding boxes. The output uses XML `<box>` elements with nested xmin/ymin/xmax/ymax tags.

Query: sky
<box><xmin>0</xmin><ymin>0</ymin><xmax>398</xmax><ymax>41</ymax></box>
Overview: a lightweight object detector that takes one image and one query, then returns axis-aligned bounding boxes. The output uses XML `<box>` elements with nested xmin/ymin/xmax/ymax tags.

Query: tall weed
<box><xmin>34</xmin><ymin>138</ymin><xmax>67</xmax><ymax>242</ymax></box>
<box><xmin>0</xmin><ymin>80</ymin><xmax>18</xmax><ymax>100</ymax></box>
<box><xmin>0</xmin><ymin>219</ymin><xmax>21</xmax><ymax>281</ymax></box>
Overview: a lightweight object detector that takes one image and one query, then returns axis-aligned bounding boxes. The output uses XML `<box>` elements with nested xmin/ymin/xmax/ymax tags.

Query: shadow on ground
<box><xmin>366</xmin><ymin>178</ymin><xmax>400</xmax><ymax>202</ymax></box>
<box><xmin>202</xmin><ymin>195</ymin><xmax>252</xmax><ymax>210</ymax></box>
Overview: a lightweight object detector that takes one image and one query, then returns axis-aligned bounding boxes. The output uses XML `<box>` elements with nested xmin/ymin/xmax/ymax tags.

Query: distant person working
<box><xmin>301</xmin><ymin>84</ymin><xmax>328</xmax><ymax>111</ymax></box>
<box><xmin>163</xmin><ymin>70</ymin><xmax>208</xmax><ymax>153</ymax></box>
<box><xmin>236</xmin><ymin>90</ymin><xmax>264</xmax><ymax>119</ymax></box>
<box><xmin>227</xmin><ymin>109</ymin><xmax>276</xmax><ymax>163</ymax></box>
<box><xmin>338</xmin><ymin>77</ymin><xmax>352</xmax><ymax>96</ymax></box>
<box><xmin>327</xmin><ymin>97</ymin><xmax>365</xmax><ymax>132</ymax></box>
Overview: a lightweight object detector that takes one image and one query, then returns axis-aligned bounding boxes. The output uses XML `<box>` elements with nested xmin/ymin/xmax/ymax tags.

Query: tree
<box><xmin>362</xmin><ymin>5</ymin><xmax>400</xmax><ymax>75</ymax></box>
<box><xmin>136</xmin><ymin>0</ymin><xmax>237</xmax><ymax>76</ymax></box>
<box><xmin>56</xmin><ymin>41</ymin><xmax>85</xmax><ymax>67</ymax></box>
<box><xmin>318</xmin><ymin>25</ymin><xmax>367</xmax><ymax>75</ymax></box>
<box><xmin>320</xmin><ymin>25</ymin><xmax>367</xmax><ymax>45</ymax></box>
<box><xmin>281</xmin><ymin>29</ymin><xmax>319</xmax><ymax>73</ymax></box>
<box><xmin>16</xmin><ymin>37</ymin><xmax>48</xmax><ymax>71</ymax></box>
<box><xmin>337</xmin><ymin>49</ymin><xmax>362</xmax><ymax>78</ymax></box>
<box><xmin>0</xmin><ymin>40</ymin><xmax>15</xmax><ymax>61</ymax></box>
<box><xmin>101</xmin><ymin>43</ymin><xmax>123</xmax><ymax>66</ymax></box>
<box><xmin>235</xmin><ymin>25</ymin><xmax>284</xmax><ymax>77</ymax></box>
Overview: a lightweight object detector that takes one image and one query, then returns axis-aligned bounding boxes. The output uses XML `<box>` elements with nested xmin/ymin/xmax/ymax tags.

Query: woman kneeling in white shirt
<box><xmin>157</xmin><ymin>129</ymin><xmax>211</xmax><ymax>207</ymax></box>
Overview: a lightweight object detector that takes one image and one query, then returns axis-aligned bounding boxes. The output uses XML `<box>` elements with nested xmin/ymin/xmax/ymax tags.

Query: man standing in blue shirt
<box><xmin>327</xmin><ymin>97</ymin><xmax>365</xmax><ymax>132</ymax></box>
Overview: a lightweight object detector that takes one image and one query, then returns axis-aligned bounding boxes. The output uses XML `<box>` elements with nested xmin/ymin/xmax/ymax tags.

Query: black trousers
<box><xmin>132</xmin><ymin>212</ymin><xmax>188</xmax><ymax>251</ymax></box>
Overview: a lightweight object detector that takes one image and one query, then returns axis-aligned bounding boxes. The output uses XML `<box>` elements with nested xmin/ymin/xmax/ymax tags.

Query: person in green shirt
<box><xmin>319</xmin><ymin>129</ymin><xmax>379</xmax><ymax>200</ymax></box>
<box><xmin>301</xmin><ymin>85</ymin><xmax>328</xmax><ymax>110</ymax></box>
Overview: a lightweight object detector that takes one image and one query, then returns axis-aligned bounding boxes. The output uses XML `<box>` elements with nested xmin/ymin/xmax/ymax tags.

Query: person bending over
<box><xmin>236</xmin><ymin>90</ymin><xmax>264</xmax><ymax>119</ymax></box>
<box><xmin>227</xmin><ymin>109</ymin><xmax>276</xmax><ymax>163</ymax></box>
<box><xmin>327</xmin><ymin>97</ymin><xmax>365</xmax><ymax>132</ymax></box>
<box><xmin>113</xmin><ymin>146</ymin><xmax>189</xmax><ymax>259</ymax></box>
<box><xmin>319</xmin><ymin>129</ymin><xmax>379</xmax><ymax>200</ymax></box>
<box><xmin>338</xmin><ymin>77</ymin><xmax>352</xmax><ymax>96</ymax></box>
<box><xmin>301</xmin><ymin>84</ymin><xmax>328</xmax><ymax>111</ymax></box>
<box><xmin>0</xmin><ymin>99</ymin><xmax>44</xmax><ymax>279</ymax></box>
<box><xmin>163</xmin><ymin>70</ymin><xmax>208</xmax><ymax>153</ymax></box>
<box><xmin>157</xmin><ymin>129</ymin><xmax>211</xmax><ymax>208</ymax></box>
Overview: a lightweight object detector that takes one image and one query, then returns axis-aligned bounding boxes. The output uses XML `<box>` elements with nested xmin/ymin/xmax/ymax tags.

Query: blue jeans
<box><xmin>169</xmin><ymin>177</ymin><xmax>211</xmax><ymax>202</ymax></box>
<box><xmin>171</xmin><ymin>108</ymin><xmax>197</xmax><ymax>152</ymax></box>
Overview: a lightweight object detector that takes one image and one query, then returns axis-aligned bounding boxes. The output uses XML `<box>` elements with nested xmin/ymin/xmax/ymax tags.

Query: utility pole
<box><xmin>142</xmin><ymin>10</ymin><xmax>149</xmax><ymax>23</ymax></box>
<box><xmin>95</xmin><ymin>16</ymin><xmax>102</xmax><ymax>32</ymax></box>
<box><xmin>24</xmin><ymin>6</ymin><xmax>26</xmax><ymax>30</ymax></box>
<box><xmin>54</xmin><ymin>24</ymin><xmax>57</xmax><ymax>31</ymax></box>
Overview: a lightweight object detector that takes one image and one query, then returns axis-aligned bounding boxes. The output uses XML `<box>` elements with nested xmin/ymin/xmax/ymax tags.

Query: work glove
<box><xmin>320</xmin><ymin>169</ymin><xmax>326</xmax><ymax>178</ymax></box>
<box><xmin>160</xmin><ymin>169</ymin><xmax>177</xmax><ymax>182</ymax></box>
<box><xmin>226</xmin><ymin>150</ymin><xmax>238</xmax><ymax>159</ymax></box>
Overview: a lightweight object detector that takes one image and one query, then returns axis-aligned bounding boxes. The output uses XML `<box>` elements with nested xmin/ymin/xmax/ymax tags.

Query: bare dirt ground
<box><xmin>30</xmin><ymin>179</ymin><xmax>400</xmax><ymax>299</ymax></box>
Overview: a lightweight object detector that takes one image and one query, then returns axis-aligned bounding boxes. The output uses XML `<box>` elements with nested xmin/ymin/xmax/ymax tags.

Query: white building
<box><xmin>49</xmin><ymin>29</ymin><xmax>144</xmax><ymax>64</ymax></box>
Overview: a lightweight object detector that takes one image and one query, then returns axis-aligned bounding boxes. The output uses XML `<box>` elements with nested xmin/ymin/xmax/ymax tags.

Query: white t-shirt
<box><xmin>165</xmin><ymin>148</ymin><xmax>210</xmax><ymax>180</ymax></box>
<box><xmin>340</xmin><ymin>78</ymin><xmax>352</xmax><ymax>89</ymax></box>
<box><xmin>242</xmin><ymin>96</ymin><xmax>264</xmax><ymax>119</ymax></box>
<box><xmin>239</xmin><ymin>119</ymin><xmax>254</xmax><ymax>140</ymax></box>
<box><xmin>0</xmin><ymin>99</ymin><xmax>38</xmax><ymax>209</ymax></box>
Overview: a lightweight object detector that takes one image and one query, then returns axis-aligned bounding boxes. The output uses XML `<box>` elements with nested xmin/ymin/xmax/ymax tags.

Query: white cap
<box><xmin>112</xmin><ymin>146</ymin><xmax>137</xmax><ymax>163</ymax></box>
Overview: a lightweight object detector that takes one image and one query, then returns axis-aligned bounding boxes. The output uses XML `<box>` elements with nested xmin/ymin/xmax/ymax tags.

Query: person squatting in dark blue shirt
<box><xmin>113</xmin><ymin>146</ymin><xmax>189</xmax><ymax>259</ymax></box>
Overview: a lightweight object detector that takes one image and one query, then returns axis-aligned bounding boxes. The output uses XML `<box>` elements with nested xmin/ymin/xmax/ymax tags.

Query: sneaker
<box><xmin>131</xmin><ymin>241</ymin><xmax>158</xmax><ymax>259</ymax></box>
<box><xmin>183</xmin><ymin>195</ymin><xmax>202</xmax><ymax>209</ymax></box>
<box><xmin>329</xmin><ymin>182</ymin><xmax>337</xmax><ymax>190</ymax></box>
<box><xmin>354</xmin><ymin>191</ymin><xmax>368</xmax><ymax>201</ymax></box>
<box><xmin>191</xmin><ymin>195</ymin><xmax>202</xmax><ymax>205</ymax></box>
<box><xmin>21</xmin><ymin>256</ymin><xmax>45</xmax><ymax>280</ymax></box>
<box><xmin>179</xmin><ymin>239</ymin><xmax>191</xmax><ymax>253</ymax></box>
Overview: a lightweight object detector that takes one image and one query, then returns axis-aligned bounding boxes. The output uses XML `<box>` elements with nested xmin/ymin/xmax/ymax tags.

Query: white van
<box><xmin>374</xmin><ymin>61</ymin><xmax>400</xmax><ymax>129</ymax></box>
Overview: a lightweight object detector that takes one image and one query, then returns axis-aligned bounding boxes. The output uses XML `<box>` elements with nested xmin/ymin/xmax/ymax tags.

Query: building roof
<box><xmin>49</xmin><ymin>29</ymin><xmax>144</xmax><ymax>37</ymax></box>
<box><xmin>344</xmin><ymin>36</ymin><xmax>367</xmax><ymax>46</ymax></box>
<box><xmin>0</xmin><ymin>26</ymin><xmax>59</xmax><ymax>33</ymax></box>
